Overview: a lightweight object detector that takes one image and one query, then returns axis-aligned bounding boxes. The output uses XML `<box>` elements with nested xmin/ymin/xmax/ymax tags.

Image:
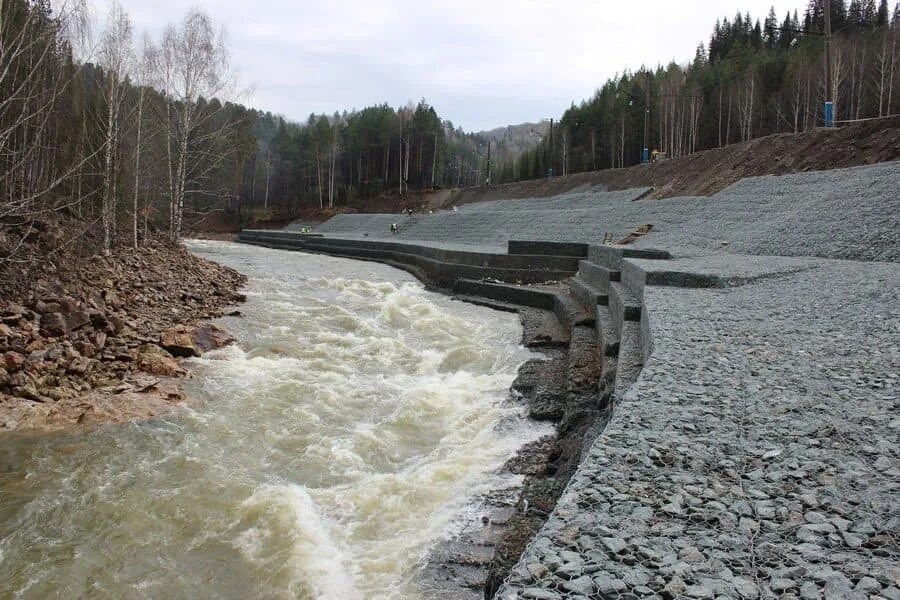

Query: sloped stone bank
<box><xmin>498</xmin><ymin>257</ymin><xmax>900</xmax><ymax>600</ymax></box>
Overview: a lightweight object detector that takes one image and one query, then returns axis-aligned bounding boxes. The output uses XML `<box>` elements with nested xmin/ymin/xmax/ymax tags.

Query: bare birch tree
<box><xmin>152</xmin><ymin>8</ymin><xmax>234</xmax><ymax>240</ymax></box>
<box><xmin>97</xmin><ymin>1</ymin><xmax>133</xmax><ymax>254</ymax></box>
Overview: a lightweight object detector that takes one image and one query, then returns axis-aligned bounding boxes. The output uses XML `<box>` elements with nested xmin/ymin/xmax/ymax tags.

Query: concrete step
<box><xmin>595</xmin><ymin>304</ymin><xmax>620</xmax><ymax>357</ymax></box>
<box><xmin>568</xmin><ymin>278</ymin><xmax>607</xmax><ymax>320</ymax></box>
<box><xmin>507</xmin><ymin>240</ymin><xmax>589</xmax><ymax>257</ymax></box>
<box><xmin>452</xmin><ymin>279</ymin><xmax>557</xmax><ymax>310</ymax></box>
<box><xmin>613</xmin><ymin>320</ymin><xmax>644</xmax><ymax>401</ymax></box>
<box><xmin>576</xmin><ymin>260</ymin><xmax>620</xmax><ymax>292</ymax></box>
<box><xmin>609</xmin><ymin>281</ymin><xmax>642</xmax><ymax>337</ymax></box>
<box><xmin>587</xmin><ymin>245</ymin><xmax>671</xmax><ymax>270</ymax></box>
<box><xmin>553</xmin><ymin>292</ymin><xmax>594</xmax><ymax>330</ymax></box>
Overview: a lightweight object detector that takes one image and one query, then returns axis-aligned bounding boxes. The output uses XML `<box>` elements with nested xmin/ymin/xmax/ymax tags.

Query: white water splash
<box><xmin>0</xmin><ymin>241</ymin><xmax>551</xmax><ymax>599</ymax></box>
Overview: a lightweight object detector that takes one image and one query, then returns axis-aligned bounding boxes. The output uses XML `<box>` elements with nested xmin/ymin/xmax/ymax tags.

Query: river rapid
<box><xmin>0</xmin><ymin>241</ymin><xmax>550</xmax><ymax>599</ymax></box>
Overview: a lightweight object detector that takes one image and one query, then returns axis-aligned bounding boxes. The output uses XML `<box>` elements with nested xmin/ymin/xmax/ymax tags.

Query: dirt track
<box><xmin>440</xmin><ymin>115</ymin><xmax>900</xmax><ymax>206</ymax></box>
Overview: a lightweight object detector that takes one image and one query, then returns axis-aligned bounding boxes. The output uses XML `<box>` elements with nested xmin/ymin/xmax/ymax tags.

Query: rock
<box><xmin>65</xmin><ymin>310</ymin><xmax>90</xmax><ymax>332</ymax></box>
<box><xmin>40</xmin><ymin>312</ymin><xmax>68</xmax><ymax>336</ymax></box>
<box><xmin>665</xmin><ymin>576</ymin><xmax>686</xmax><ymax>596</ymax></box>
<box><xmin>0</xmin><ymin>366</ymin><xmax>8</xmax><ymax>386</ymax></box>
<box><xmin>66</xmin><ymin>356</ymin><xmax>92</xmax><ymax>375</ymax></box>
<box><xmin>522</xmin><ymin>589</ymin><xmax>560</xmax><ymax>600</ymax></box>
<box><xmin>160</xmin><ymin>324</ymin><xmax>234</xmax><ymax>358</ymax></box>
<box><xmin>160</xmin><ymin>329</ymin><xmax>198</xmax><ymax>357</ymax></box>
<box><xmin>856</xmin><ymin>577</ymin><xmax>882</xmax><ymax>593</ymax></box>
<box><xmin>882</xmin><ymin>587</ymin><xmax>900</xmax><ymax>600</ymax></box>
<box><xmin>800</xmin><ymin>581</ymin><xmax>821</xmax><ymax>599</ymax></box>
<box><xmin>190</xmin><ymin>323</ymin><xmax>235</xmax><ymax>353</ymax></box>
<box><xmin>771</xmin><ymin>578</ymin><xmax>797</xmax><ymax>592</ymax></box>
<box><xmin>3</xmin><ymin>352</ymin><xmax>26</xmax><ymax>371</ymax></box>
<box><xmin>562</xmin><ymin>575</ymin><xmax>595</xmax><ymax>595</ymax></box>
<box><xmin>59</xmin><ymin>296</ymin><xmax>79</xmax><ymax>313</ymax></box>
<box><xmin>874</xmin><ymin>456</ymin><xmax>892</xmax><ymax>471</ymax></box>
<box><xmin>601</xmin><ymin>537</ymin><xmax>627</xmax><ymax>554</ymax></box>
<box><xmin>88</xmin><ymin>310</ymin><xmax>109</xmax><ymax>329</ymax></box>
<box><xmin>804</xmin><ymin>511</ymin><xmax>828</xmax><ymax>524</ymax></box>
<box><xmin>93</xmin><ymin>331</ymin><xmax>107</xmax><ymax>350</ymax></box>
<box><xmin>108</xmin><ymin>315</ymin><xmax>126</xmax><ymax>333</ymax></box>
<box><xmin>823</xmin><ymin>574</ymin><xmax>853</xmax><ymax>600</ymax></box>
<box><xmin>135</xmin><ymin>345</ymin><xmax>187</xmax><ymax>377</ymax></box>
<box><xmin>25</xmin><ymin>339</ymin><xmax>45</xmax><ymax>352</ymax></box>
<box><xmin>593</xmin><ymin>574</ymin><xmax>626</xmax><ymax>594</ymax></box>
<box><xmin>74</xmin><ymin>340</ymin><xmax>97</xmax><ymax>358</ymax></box>
<box><xmin>684</xmin><ymin>582</ymin><xmax>716</xmax><ymax>598</ymax></box>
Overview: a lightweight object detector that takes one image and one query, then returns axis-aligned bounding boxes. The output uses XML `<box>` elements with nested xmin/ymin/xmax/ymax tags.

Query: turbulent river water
<box><xmin>0</xmin><ymin>241</ymin><xmax>550</xmax><ymax>599</ymax></box>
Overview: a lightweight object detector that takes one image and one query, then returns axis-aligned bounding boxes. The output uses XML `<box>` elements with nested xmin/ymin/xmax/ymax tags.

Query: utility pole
<box><xmin>485</xmin><ymin>140</ymin><xmax>491</xmax><ymax>186</ymax></box>
<box><xmin>824</xmin><ymin>0</ymin><xmax>834</xmax><ymax>127</ymax></box>
<box><xmin>548</xmin><ymin>118</ymin><xmax>554</xmax><ymax>178</ymax></box>
<box><xmin>643</xmin><ymin>71</ymin><xmax>651</xmax><ymax>163</ymax></box>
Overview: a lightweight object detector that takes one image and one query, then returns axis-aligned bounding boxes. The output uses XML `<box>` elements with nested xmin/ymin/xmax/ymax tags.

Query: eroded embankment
<box><xmin>0</xmin><ymin>235</ymin><xmax>246</xmax><ymax>431</ymax></box>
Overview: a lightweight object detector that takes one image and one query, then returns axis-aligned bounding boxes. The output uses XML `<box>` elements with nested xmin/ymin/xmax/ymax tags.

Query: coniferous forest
<box><xmin>502</xmin><ymin>0</ymin><xmax>900</xmax><ymax>182</ymax></box>
<box><xmin>2</xmin><ymin>0</ymin><xmax>900</xmax><ymax>249</ymax></box>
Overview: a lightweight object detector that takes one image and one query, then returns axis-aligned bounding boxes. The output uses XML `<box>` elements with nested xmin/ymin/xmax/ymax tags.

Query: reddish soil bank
<box><xmin>1</xmin><ymin>220</ymin><xmax>245</xmax><ymax>431</ymax></box>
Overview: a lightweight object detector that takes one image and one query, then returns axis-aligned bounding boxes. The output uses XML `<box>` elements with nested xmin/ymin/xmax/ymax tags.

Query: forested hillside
<box><xmin>3</xmin><ymin>0</ymin><xmax>900</xmax><ymax>259</ymax></box>
<box><xmin>498</xmin><ymin>0</ymin><xmax>900</xmax><ymax>182</ymax></box>
<box><xmin>0</xmin><ymin>0</ymin><xmax>503</xmax><ymax>263</ymax></box>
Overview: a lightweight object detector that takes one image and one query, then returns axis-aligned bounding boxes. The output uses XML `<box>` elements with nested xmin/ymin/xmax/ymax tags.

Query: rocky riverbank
<box><xmin>0</xmin><ymin>239</ymin><xmax>245</xmax><ymax>431</ymax></box>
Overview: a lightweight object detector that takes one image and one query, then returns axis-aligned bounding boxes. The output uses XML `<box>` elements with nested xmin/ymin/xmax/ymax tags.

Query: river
<box><xmin>0</xmin><ymin>240</ymin><xmax>549</xmax><ymax>599</ymax></box>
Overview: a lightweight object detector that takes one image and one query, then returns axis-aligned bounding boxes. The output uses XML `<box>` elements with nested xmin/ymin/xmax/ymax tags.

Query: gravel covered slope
<box><xmin>499</xmin><ymin>260</ymin><xmax>900</xmax><ymax>599</ymax></box>
<box><xmin>459</xmin><ymin>188</ymin><xmax>651</xmax><ymax>212</ymax></box>
<box><xmin>311</xmin><ymin>162</ymin><xmax>899</xmax><ymax>262</ymax></box>
<box><xmin>633</xmin><ymin>161</ymin><xmax>900</xmax><ymax>261</ymax></box>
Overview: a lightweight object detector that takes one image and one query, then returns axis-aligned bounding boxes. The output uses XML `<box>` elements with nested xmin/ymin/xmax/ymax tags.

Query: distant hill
<box><xmin>474</xmin><ymin>121</ymin><xmax>551</xmax><ymax>163</ymax></box>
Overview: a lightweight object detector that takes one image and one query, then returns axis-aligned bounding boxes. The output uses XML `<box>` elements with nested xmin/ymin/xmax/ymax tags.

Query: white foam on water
<box><xmin>0</xmin><ymin>241</ymin><xmax>553</xmax><ymax>599</ymax></box>
<box><xmin>238</xmin><ymin>484</ymin><xmax>360</xmax><ymax>599</ymax></box>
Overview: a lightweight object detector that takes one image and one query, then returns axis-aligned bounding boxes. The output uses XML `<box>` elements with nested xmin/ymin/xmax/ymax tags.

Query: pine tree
<box><xmin>765</xmin><ymin>7</ymin><xmax>779</xmax><ymax>48</ymax></box>
<box><xmin>876</xmin><ymin>0</ymin><xmax>889</xmax><ymax>24</ymax></box>
<box><xmin>848</xmin><ymin>0</ymin><xmax>863</xmax><ymax>28</ymax></box>
<box><xmin>861</xmin><ymin>0</ymin><xmax>878</xmax><ymax>25</ymax></box>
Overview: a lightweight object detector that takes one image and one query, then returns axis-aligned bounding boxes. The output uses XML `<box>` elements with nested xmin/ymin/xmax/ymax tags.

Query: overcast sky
<box><xmin>92</xmin><ymin>0</ymin><xmax>806</xmax><ymax>131</ymax></box>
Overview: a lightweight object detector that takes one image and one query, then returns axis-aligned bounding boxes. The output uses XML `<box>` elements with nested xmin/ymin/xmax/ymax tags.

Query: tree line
<box><xmin>495</xmin><ymin>0</ymin><xmax>900</xmax><ymax>183</ymax></box>
<box><xmin>0</xmin><ymin>0</ymin><xmax>509</xmax><ymax>262</ymax></box>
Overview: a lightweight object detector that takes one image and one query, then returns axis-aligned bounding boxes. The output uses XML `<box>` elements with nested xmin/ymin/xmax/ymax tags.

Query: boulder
<box><xmin>159</xmin><ymin>323</ymin><xmax>234</xmax><ymax>358</ymax></box>
<box><xmin>74</xmin><ymin>340</ymin><xmax>97</xmax><ymax>358</ymax></box>
<box><xmin>39</xmin><ymin>310</ymin><xmax>90</xmax><ymax>336</ymax></box>
<box><xmin>66</xmin><ymin>356</ymin><xmax>92</xmax><ymax>375</ymax></box>
<box><xmin>191</xmin><ymin>323</ymin><xmax>235</xmax><ymax>353</ymax></box>
<box><xmin>135</xmin><ymin>345</ymin><xmax>187</xmax><ymax>377</ymax></box>
<box><xmin>3</xmin><ymin>352</ymin><xmax>26</xmax><ymax>372</ymax></box>
<box><xmin>65</xmin><ymin>310</ymin><xmax>91</xmax><ymax>332</ymax></box>
<box><xmin>159</xmin><ymin>329</ymin><xmax>198</xmax><ymax>357</ymax></box>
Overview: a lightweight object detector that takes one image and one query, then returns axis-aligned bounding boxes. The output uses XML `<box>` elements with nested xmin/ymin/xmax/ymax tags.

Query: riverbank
<box><xmin>240</xmin><ymin>161</ymin><xmax>899</xmax><ymax>599</ymax></box>
<box><xmin>0</xmin><ymin>238</ymin><xmax>246</xmax><ymax>431</ymax></box>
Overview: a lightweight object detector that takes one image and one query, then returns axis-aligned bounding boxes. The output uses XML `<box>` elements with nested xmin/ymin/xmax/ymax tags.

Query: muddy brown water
<box><xmin>0</xmin><ymin>241</ymin><xmax>550</xmax><ymax>599</ymax></box>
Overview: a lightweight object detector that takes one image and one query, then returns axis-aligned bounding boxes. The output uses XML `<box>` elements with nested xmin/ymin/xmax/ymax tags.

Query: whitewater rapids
<box><xmin>0</xmin><ymin>240</ymin><xmax>550</xmax><ymax>599</ymax></box>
